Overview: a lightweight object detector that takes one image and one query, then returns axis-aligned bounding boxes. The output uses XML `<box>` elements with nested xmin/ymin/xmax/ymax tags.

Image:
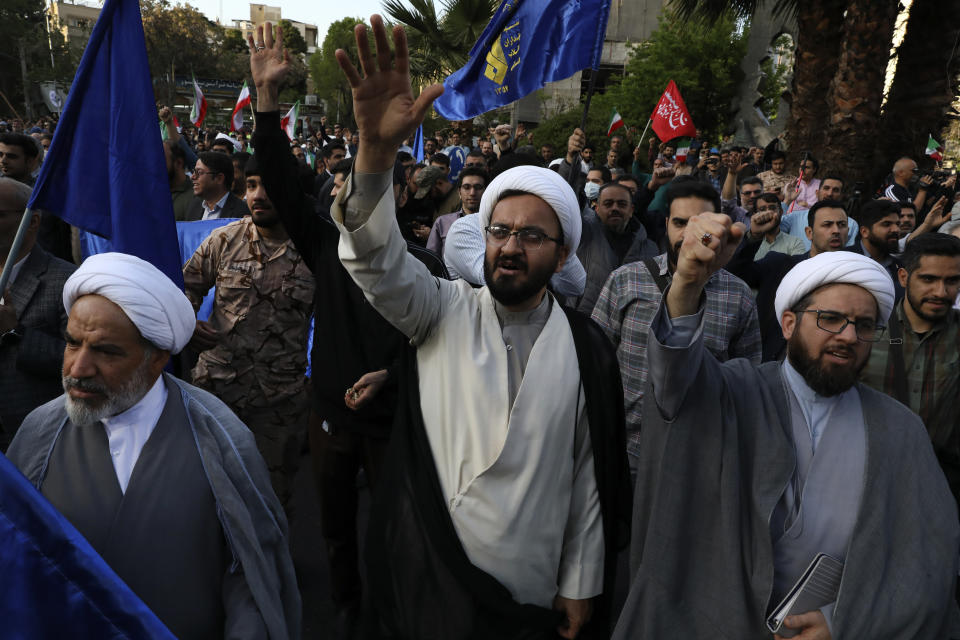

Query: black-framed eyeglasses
<box><xmin>485</xmin><ymin>225</ymin><xmax>562</xmax><ymax>250</ymax></box>
<box><xmin>192</xmin><ymin>169</ymin><xmax>221</xmax><ymax>178</ymax></box>
<box><xmin>795</xmin><ymin>309</ymin><xmax>885</xmax><ymax>342</ymax></box>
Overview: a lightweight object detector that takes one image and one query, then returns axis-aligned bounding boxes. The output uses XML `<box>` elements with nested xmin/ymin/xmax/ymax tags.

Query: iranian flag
<box><xmin>230</xmin><ymin>81</ymin><xmax>251</xmax><ymax>132</ymax></box>
<box><xmin>281</xmin><ymin>101</ymin><xmax>300</xmax><ymax>141</ymax></box>
<box><xmin>926</xmin><ymin>135</ymin><xmax>943</xmax><ymax>162</ymax></box>
<box><xmin>674</xmin><ymin>138</ymin><xmax>691</xmax><ymax>163</ymax></box>
<box><xmin>190</xmin><ymin>75</ymin><xmax>207</xmax><ymax>128</ymax></box>
<box><xmin>607</xmin><ymin>108</ymin><xmax>624</xmax><ymax>136</ymax></box>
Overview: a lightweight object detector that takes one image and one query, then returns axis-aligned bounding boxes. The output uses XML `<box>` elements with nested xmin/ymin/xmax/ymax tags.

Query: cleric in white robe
<box><xmin>7</xmin><ymin>252</ymin><xmax>300</xmax><ymax>640</ymax></box>
<box><xmin>317</xmin><ymin>19</ymin><xmax>630</xmax><ymax>638</ymax></box>
<box><xmin>612</xmin><ymin>215</ymin><xmax>960</xmax><ymax>639</ymax></box>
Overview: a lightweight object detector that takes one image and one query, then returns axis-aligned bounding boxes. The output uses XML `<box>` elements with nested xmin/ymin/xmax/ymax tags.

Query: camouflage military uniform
<box><xmin>183</xmin><ymin>217</ymin><xmax>315</xmax><ymax>507</ymax></box>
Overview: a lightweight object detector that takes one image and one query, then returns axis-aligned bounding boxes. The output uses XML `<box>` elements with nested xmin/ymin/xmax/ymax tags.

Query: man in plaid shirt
<box><xmin>861</xmin><ymin>233</ymin><xmax>960</xmax><ymax>509</ymax></box>
<box><xmin>592</xmin><ymin>178</ymin><xmax>761</xmax><ymax>471</ymax></box>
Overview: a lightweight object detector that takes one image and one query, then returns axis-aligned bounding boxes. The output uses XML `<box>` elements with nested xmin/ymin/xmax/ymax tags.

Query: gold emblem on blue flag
<box><xmin>484</xmin><ymin>20</ymin><xmax>521</xmax><ymax>92</ymax></box>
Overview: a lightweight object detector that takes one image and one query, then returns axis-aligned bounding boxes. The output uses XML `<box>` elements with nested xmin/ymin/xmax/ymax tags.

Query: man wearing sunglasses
<box><xmin>615</xmin><ymin>224</ymin><xmax>959</xmax><ymax>639</ymax></box>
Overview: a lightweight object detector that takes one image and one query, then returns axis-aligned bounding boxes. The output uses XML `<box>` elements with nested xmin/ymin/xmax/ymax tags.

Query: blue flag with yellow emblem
<box><xmin>434</xmin><ymin>0</ymin><xmax>612</xmax><ymax>121</ymax></box>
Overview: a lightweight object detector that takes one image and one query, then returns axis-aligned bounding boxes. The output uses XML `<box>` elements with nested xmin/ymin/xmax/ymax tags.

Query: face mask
<box><xmin>584</xmin><ymin>182</ymin><xmax>600</xmax><ymax>200</ymax></box>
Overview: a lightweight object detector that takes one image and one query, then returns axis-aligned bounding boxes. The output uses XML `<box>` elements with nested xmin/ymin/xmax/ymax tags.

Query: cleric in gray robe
<box><xmin>7</xmin><ymin>252</ymin><xmax>300</xmax><ymax>640</ymax></box>
<box><xmin>613</xmin><ymin>214</ymin><xmax>960</xmax><ymax>639</ymax></box>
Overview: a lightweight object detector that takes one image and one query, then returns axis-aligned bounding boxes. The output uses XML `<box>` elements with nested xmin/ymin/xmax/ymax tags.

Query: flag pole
<box><xmin>637</xmin><ymin>118</ymin><xmax>652</xmax><ymax>147</ymax></box>
<box><xmin>0</xmin><ymin>208</ymin><xmax>36</xmax><ymax>295</ymax></box>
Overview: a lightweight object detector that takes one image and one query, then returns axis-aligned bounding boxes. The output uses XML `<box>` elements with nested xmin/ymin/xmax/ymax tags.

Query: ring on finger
<box><xmin>255</xmin><ymin>43</ymin><xmax>265</xmax><ymax>50</ymax></box>
<box><xmin>700</xmin><ymin>232</ymin><xmax>713</xmax><ymax>246</ymax></box>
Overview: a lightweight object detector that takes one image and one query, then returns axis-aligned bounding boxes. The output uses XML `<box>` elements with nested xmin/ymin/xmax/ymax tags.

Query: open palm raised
<box><xmin>335</xmin><ymin>16</ymin><xmax>444</xmax><ymax>173</ymax></box>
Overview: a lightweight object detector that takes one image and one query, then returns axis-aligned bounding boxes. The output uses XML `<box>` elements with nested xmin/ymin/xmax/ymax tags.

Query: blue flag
<box><xmin>28</xmin><ymin>0</ymin><xmax>183</xmax><ymax>288</ymax></box>
<box><xmin>412</xmin><ymin>124</ymin><xmax>425</xmax><ymax>163</ymax></box>
<box><xmin>433</xmin><ymin>0</ymin><xmax>613</xmax><ymax>121</ymax></box>
<box><xmin>0</xmin><ymin>453</ymin><xmax>175</xmax><ymax>637</ymax></box>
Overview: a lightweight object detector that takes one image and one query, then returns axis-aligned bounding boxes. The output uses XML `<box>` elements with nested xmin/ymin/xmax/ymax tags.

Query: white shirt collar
<box><xmin>100</xmin><ymin>375</ymin><xmax>168</xmax><ymax>493</ymax></box>
<box><xmin>201</xmin><ymin>191</ymin><xmax>230</xmax><ymax>219</ymax></box>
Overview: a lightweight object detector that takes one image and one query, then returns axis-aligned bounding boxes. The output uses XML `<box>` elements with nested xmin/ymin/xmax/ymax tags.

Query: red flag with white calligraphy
<box><xmin>650</xmin><ymin>80</ymin><xmax>697</xmax><ymax>142</ymax></box>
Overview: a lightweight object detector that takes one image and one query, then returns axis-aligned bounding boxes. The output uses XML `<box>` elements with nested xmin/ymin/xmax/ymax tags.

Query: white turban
<box><xmin>478</xmin><ymin>165</ymin><xmax>582</xmax><ymax>254</ymax></box>
<box><xmin>63</xmin><ymin>253</ymin><xmax>196</xmax><ymax>354</ymax></box>
<box><xmin>774</xmin><ymin>252</ymin><xmax>895</xmax><ymax>327</ymax></box>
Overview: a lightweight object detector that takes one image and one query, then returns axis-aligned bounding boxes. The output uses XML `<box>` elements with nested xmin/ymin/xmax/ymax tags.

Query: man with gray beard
<box><xmin>7</xmin><ymin>252</ymin><xmax>300</xmax><ymax>640</ymax></box>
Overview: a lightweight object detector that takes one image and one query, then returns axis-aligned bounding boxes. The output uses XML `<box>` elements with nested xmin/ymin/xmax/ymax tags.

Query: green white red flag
<box><xmin>926</xmin><ymin>135</ymin><xmax>943</xmax><ymax>162</ymax></box>
<box><xmin>607</xmin><ymin>108</ymin><xmax>624</xmax><ymax>136</ymax></box>
<box><xmin>190</xmin><ymin>75</ymin><xmax>206</xmax><ymax>128</ymax></box>
<box><xmin>281</xmin><ymin>101</ymin><xmax>300</xmax><ymax>141</ymax></box>
<box><xmin>230</xmin><ymin>81</ymin><xmax>251</xmax><ymax>132</ymax></box>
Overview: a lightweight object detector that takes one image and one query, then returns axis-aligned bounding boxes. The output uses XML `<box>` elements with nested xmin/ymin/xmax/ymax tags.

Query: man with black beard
<box><xmin>613</xmin><ymin>218</ymin><xmax>960</xmax><ymax>639</ymax></box>
<box><xmin>7</xmin><ymin>252</ymin><xmax>300</xmax><ymax>640</ymax></box>
<box><xmin>182</xmin><ymin>155</ymin><xmax>315</xmax><ymax>511</ymax></box>
<box><xmin>321</xmin><ymin>16</ymin><xmax>630</xmax><ymax>639</ymax></box>
<box><xmin>861</xmin><ymin>233</ymin><xmax>960</xmax><ymax>512</ymax></box>
<box><xmin>851</xmin><ymin>199</ymin><xmax>904</xmax><ymax>300</ymax></box>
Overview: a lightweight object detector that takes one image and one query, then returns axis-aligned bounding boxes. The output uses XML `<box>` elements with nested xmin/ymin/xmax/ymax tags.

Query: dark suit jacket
<box><xmin>726</xmin><ymin>239</ymin><xmax>807</xmax><ymax>362</ymax></box>
<box><xmin>0</xmin><ymin>246</ymin><xmax>76</xmax><ymax>447</ymax></box>
<box><xmin>179</xmin><ymin>192</ymin><xmax>248</xmax><ymax>222</ymax></box>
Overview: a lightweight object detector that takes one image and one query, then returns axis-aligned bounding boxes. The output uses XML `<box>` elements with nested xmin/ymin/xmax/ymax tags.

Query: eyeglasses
<box><xmin>795</xmin><ymin>309</ymin><xmax>885</xmax><ymax>342</ymax></box>
<box><xmin>485</xmin><ymin>225</ymin><xmax>562</xmax><ymax>250</ymax></box>
<box><xmin>192</xmin><ymin>169</ymin><xmax>221</xmax><ymax>178</ymax></box>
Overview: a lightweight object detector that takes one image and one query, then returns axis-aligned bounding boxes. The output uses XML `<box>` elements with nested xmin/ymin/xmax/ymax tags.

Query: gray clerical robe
<box><xmin>8</xmin><ymin>373</ymin><xmax>301</xmax><ymax>640</ymax></box>
<box><xmin>612</xmin><ymin>300</ymin><xmax>960</xmax><ymax>639</ymax></box>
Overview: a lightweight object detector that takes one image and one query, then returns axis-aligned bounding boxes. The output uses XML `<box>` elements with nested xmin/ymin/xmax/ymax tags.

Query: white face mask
<box><xmin>584</xmin><ymin>182</ymin><xmax>600</xmax><ymax>200</ymax></box>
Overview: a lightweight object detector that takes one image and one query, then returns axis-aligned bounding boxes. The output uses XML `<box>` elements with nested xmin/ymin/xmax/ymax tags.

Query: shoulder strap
<box><xmin>886</xmin><ymin>315</ymin><xmax>910</xmax><ymax>405</ymax></box>
<box><xmin>643</xmin><ymin>257</ymin><xmax>670</xmax><ymax>293</ymax></box>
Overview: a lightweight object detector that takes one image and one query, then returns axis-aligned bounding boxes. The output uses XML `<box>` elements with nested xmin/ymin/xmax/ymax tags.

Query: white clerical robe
<box><xmin>332</xmin><ymin>170</ymin><xmax>604</xmax><ymax>607</ymax></box>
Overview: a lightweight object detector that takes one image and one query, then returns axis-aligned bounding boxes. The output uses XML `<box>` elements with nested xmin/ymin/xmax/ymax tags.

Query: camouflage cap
<box><xmin>414</xmin><ymin>165</ymin><xmax>446</xmax><ymax>199</ymax></box>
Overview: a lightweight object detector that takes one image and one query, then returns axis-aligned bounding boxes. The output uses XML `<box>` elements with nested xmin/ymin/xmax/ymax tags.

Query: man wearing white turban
<box><xmin>613</xmin><ymin>214</ymin><xmax>960</xmax><ymax>639</ymax></box>
<box><xmin>313</xmin><ymin>16</ymin><xmax>629</xmax><ymax>639</ymax></box>
<box><xmin>7</xmin><ymin>252</ymin><xmax>301</xmax><ymax>640</ymax></box>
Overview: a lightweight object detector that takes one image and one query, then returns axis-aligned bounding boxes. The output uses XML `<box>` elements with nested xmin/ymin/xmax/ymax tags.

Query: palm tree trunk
<box><xmin>820</xmin><ymin>0</ymin><xmax>900</xmax><ymax>196</ymax></box>
<box><xmin>783</xmin><ymin>0</ymin><xmax>847</xmax><ymax>159</ymax></box>
<box><xmin>874</xmin><ymin>0</ymin><xmax>960</xmax><ymax>189</ymax></box>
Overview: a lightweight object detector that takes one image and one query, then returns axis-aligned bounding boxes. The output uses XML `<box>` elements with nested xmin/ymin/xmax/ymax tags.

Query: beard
<box><xmin>483</xmin><ymin>251</ymin><xmax>558</xmax><ymax>307</ymax></box>
<box><xmin>907</xmin><ymin>286</ymin><xmax>954</xmax><ymax>324</ymax></box>
<box><xmin>867</xmin><ymin>229</ymin><xmax>899</xmax><ymax>255</ymax></box>
<box><xmin>63</xmin><ymin>354</ymin><xmax>155</xmax><ymax>426</ymax></box>
<box><xmin>787</xmin><ymin>331</ymin><xmax>867</xmax><ymax>397</ymax></box>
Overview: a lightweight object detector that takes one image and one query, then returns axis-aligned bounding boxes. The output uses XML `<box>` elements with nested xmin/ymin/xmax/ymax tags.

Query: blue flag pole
<box><xmin>26</xmin><ymin>0</ymin><xmax>183</xmax><ymax>288</ymax></box>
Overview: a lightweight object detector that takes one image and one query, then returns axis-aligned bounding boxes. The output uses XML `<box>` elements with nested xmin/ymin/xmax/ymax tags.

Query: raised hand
<box><xmin>248</xmin><ymin>22</ymin><xmax>291</xmax><ymax>112</ymax></box>
<box><xmin>336</xmin><ymin>15</ymin><xmax>443</xmax><ymax>173</ymax></box>
<box><xmin>666</xmin><ymin>213</ymin><xmax>745</xmax><ymax>318</ymax></box>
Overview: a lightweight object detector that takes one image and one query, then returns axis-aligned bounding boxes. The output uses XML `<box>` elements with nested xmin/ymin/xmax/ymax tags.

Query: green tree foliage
<box><xmin>279</xmin><ymin>20</ymin><xmax>307</xmax><ymax>55</ymax></box>
<box><xmin>382</xmin><ymin>0</ymin><xmax>496</xmax><ymax>85</ymax></box>
<box><xmin>612</xmin><ymin>11</ymin><xmax>748</xmax><ymax>142</ymax></box>
<box><xmin>222</xmin><ymin>28</ymin><xmax>248</xmax><ymax>54</ymax></box>
<box><xmin>757</xmin><ymin>34</ymin><xmax>793</xmax><ymax>122</ymax></box>
<box><xmin>310</xmin><ymin>17</ymin><xmax>367</xmax><ymax>126</ymax></box>
<box><xmin>0</xmin><ymin>0</ymin><xmax>80</xmax><ymax>118</ymax></box>
<box><xmin>530</xmin><ymin>91</ymin><xmax>622</xmax><ymax>158</ymax></box>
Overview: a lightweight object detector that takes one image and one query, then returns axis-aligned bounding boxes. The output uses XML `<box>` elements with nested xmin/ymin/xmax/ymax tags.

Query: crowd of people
<box><xmin>2</xmin><ymin>15</ymin><xmax>960</xmax><ymax>640</ymax></box>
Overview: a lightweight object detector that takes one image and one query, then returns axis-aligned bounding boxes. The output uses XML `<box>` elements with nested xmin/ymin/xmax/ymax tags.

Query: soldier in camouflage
<box><xmin>183</xmin><ymin>155</ymin><xmax>315</xmax><ymax>511</ymax></box>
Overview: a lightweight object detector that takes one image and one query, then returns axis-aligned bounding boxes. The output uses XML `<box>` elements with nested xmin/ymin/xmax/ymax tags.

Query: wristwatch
<box><xmin>0</xmin><ymin>325</ymin><xmax>23</xmax><ymax>346</ymax></box>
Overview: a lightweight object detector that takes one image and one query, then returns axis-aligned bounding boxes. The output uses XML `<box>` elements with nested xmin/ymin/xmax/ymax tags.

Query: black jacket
<box><xmin>180</xmin><ymin>192</ymin><xmax>248</xmax><ymax>222</ymax></box>
<box><xmin>726</xmin><ymin>239</ymin><xmax>807</xmax><ymax>362</ymax></box>
<box><xmin>253</xmin><ymin>110</ymin><xmax>447</xmax><ymax>436</ymax></box>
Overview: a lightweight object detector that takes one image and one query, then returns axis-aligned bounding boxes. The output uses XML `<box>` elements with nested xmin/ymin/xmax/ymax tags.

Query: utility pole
<box><xmin>18</xmin><ymin>40</ymin><xmax>34</xmax><ymax>120</ymax></box>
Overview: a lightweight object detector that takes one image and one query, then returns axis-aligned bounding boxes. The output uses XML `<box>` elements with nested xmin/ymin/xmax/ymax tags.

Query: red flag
<box><xmin>650</xmin><ymin>80</ymin><xmax>696</xmax><ymax>142</ymax></box>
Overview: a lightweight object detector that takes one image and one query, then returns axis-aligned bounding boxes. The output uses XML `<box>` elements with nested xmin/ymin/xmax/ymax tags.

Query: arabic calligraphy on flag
<box><xmin>650</xmin><ymin>80</ymin><xmax>697</xmax><ymax>141</ymax></box>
